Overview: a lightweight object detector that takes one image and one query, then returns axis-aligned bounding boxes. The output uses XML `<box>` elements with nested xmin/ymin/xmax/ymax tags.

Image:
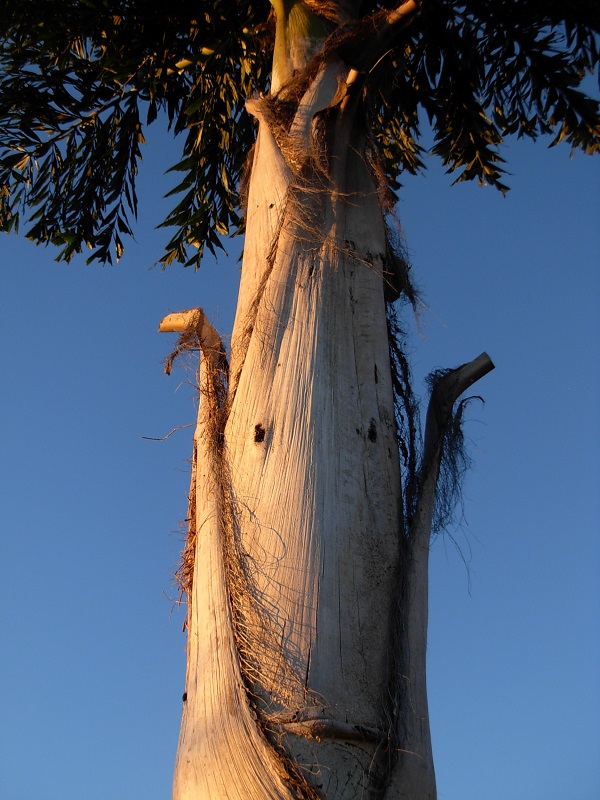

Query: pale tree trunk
<box><xmin>221</xmin><ymin>68</ymin><xmax>405</xmax><ymax>800</ymax></box>
<box><xmin>162</xmin><ymin>5</ymin><xmax>493</xmax><ymax>798</ymax></box>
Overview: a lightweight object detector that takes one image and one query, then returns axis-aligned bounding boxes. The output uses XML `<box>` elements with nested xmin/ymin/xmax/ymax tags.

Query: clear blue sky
<box><xmin>1</xmin><ymin>116</ymin><xmax>599</xmax><ymax>800</ymax></box>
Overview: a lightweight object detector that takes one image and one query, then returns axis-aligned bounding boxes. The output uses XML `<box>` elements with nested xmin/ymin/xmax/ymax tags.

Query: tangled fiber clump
<box><xmin>424</xmin><ymin>369</ymin><xmax>484</xmax><ymax>534</ymax></box>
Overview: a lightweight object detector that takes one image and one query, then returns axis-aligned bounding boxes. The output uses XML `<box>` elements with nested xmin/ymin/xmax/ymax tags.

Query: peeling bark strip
<box><xmin>160</xmin><ymin>308</ymin><xmax>319</xmax><ymax>800</ymax></box>
<box><xmin>161</xmin><ymin>3</ymin><xmax>494</xmax><ymax>799</ymax></box>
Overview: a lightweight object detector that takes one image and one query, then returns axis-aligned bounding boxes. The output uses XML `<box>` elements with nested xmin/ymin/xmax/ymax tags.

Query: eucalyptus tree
<box><xmin>1</xmin><ymin>2</ymin><xmax>598</xmax><ymax>798</ymax></box>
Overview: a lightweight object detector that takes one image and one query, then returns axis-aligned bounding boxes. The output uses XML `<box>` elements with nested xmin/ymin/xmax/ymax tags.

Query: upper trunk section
<box><xmin>222</xmin><ymin>56</ymin><xmax>407</xmax><ymax>796</ymax></box>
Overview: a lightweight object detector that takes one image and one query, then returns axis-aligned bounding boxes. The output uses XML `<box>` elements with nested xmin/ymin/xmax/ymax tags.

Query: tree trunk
<box><xmin>167</xmin><ymin>27</ymin><xmax>493</xmax><ymax>800</ymax></box>
<box><xmin>168</xmin><ymin>52</ymin><xmax>428</xmax><ymax>798</ymax></box>
<box><xmin>223</xmin><ymin>82</ymin><xmax>405</xmax><ymax>800</ymax></box>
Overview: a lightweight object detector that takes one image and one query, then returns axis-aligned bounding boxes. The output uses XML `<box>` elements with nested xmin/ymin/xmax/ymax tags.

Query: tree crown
<box><xmin>1</xmin><ymin>0</ymin><xmax>598</xmax><ymax>265</ymax></box>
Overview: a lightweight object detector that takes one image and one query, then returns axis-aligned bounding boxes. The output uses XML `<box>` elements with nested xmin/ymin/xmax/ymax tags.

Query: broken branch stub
<box><xmin>159</xmin><ymin>307</ymin><xmax>227</xmax><ymax>378</ymax></box>
<box><xmin>422</xmin><ymin>351</ymin><xmax>495</xmax><ymax>475</ymax></box>
<box><xmin>158</xmin><ymin>308</ymin><xmax>224</xmax><ymax>357</ymax></box>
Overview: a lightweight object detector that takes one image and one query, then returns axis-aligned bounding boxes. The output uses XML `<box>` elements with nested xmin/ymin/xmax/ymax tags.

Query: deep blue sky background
<box><xmin>1</xmin><ymin>113</ymin><xmax>599</xmax><ymax>800</ymax></box>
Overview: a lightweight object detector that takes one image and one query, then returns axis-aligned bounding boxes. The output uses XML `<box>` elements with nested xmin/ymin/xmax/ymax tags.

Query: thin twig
<box><xmin>140</xmin><ymin>423</ymin><xmax>194</xmax><ymax>441</ymax></box>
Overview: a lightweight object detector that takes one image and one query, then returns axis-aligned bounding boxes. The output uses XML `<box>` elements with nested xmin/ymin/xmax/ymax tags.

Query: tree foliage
<box><xmin>1</xmin><ymin>0</ymin><xmax>598</xmax><ymax>266</ymax></box>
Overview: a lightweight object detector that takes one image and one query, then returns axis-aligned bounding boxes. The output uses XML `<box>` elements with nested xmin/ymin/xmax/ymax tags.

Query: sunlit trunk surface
<box><xmin>170</xmin><ymin>8</ymin><xmax>447</xmax><ymax>795</ymax></box>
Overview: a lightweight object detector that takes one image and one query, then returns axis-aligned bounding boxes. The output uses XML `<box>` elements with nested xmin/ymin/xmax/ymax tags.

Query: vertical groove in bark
<box><xmin>228</xmin><ymin>116</ymin><xmax>292</xmax><ymax>405</ymax></box>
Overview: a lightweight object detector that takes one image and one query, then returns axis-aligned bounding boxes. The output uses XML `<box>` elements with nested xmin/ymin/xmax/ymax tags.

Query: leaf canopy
<box><xmin>1</xmin><ymin>0</ymin><xmax>598</xmax><ymax>266</ymax></box>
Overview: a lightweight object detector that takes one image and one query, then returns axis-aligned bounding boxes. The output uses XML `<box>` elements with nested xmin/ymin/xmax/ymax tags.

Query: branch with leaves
<box><xmin>1</xmin><ymin>0</ymin><xmax>598</xmax><ymax>266</ymax></box>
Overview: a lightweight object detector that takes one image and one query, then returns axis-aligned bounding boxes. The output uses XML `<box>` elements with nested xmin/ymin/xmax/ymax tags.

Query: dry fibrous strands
<box><xmin>159</xmin><ymin>308</ymin><xmax>228</xmax><ymax>615</ymax></box>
